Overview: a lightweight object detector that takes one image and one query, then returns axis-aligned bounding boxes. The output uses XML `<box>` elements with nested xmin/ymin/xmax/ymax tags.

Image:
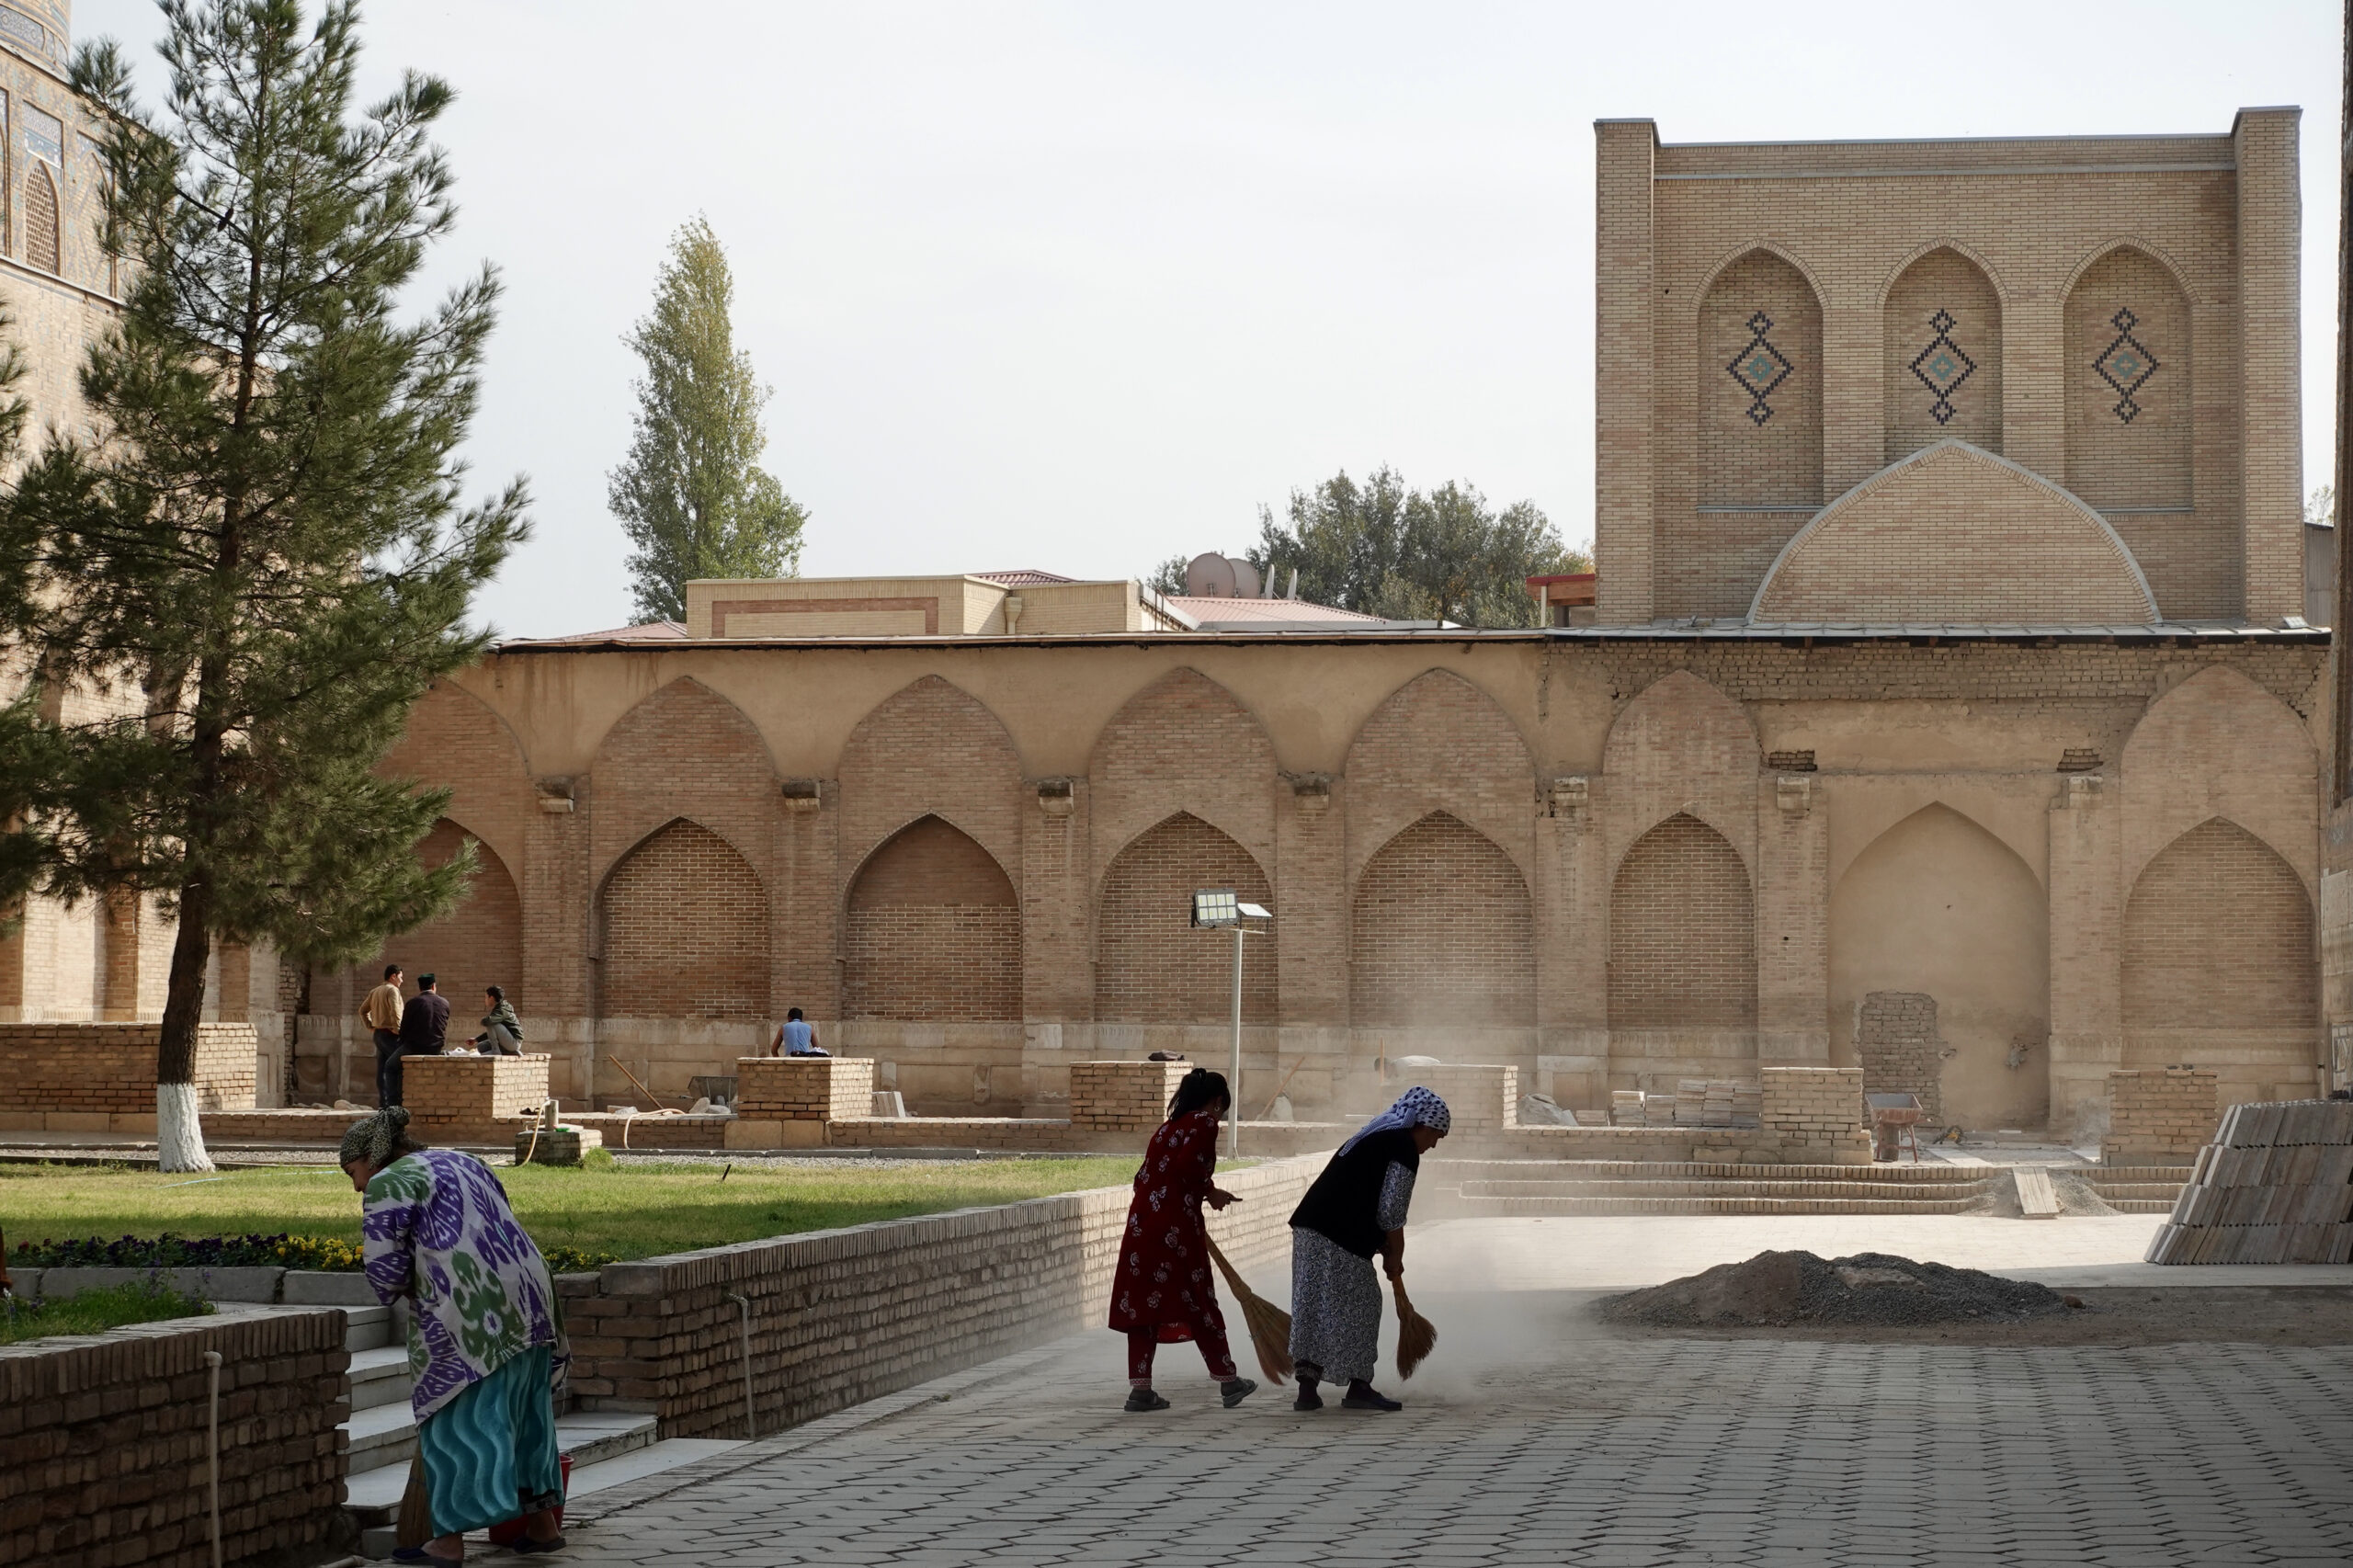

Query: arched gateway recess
<box><xmin>598</xmin><ymin>819</ymin><xmax>767</xmax><ymax>1020</ymax></box>
<box><xmin>845</xmin><ymin>815</ymin><xmax>1020</xmax><ymax>1021</ymax></box>
<box><xmin>1609</xmin><ymin>813</ymin><xmax>1754</xmax><ymax>1030</ymax></box>
<box><xmin>358</xmin><ymin>818</ymin><xmax>523</xmax><ymax>1017</ymax></box>
<box><xmin>1096</xmin><ymin>812</ymin><xmax>1276</xmax><ymax>1024</ymax></box>
<box><xmin>2124</xmin><ymin>819</ymin><xmax>2313</xmax><ymax>1053</ymax></box>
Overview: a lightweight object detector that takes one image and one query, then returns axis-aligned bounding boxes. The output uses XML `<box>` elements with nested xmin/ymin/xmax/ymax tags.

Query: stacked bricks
<box><xmin>2103</xmin><ymin>1067</ymin><xmax>2217</xmax><ymax>1165</ymax></box>
<box><xmin>0</xmin><ymin>1307</ymin><xmax>347</xmax><ymax>1568</ymax></box>
<box><xmin>1673</xmin><ymin>1079</ymin><xmax>1761</xmax><ymax>1127</ymax></box>
<box><xmin>738</xmin><ymin>1056</ymin><xmax>877</xmax><ymax>1120</ymax></box>
<box><xmin>1760</xmin><ymin>1067</ymin><xmax>1870</xmax><ymax>1165</ymax></box>
<box><xmin>1068</xmin><ymin>1060</ymin><xmax>1190</xmax><ymax>1131</ymax></box>
<box><xmin>0</xmin><ymin>1022</ymin><xmax>256</xmax><ymax>1130</ymax></box>
<box><xmin>515</xmin><ymin>1123</ymin><xmax>604</xmax><ymax>1165</ymax></box>
<box><xmin>2147</xmin><ymin>1100</ymin><xmax>2353</xmax><ymax>1265</ymax></box>
<box><xmin>556</xmin><ymin>1154</ymin><xmax>1319</xmax><ymax>1442</ymax></box>
<box><xmin>402</xmin><ymin>1052</ymin><xmax>551</xmax><ymax>1142</ymax></box>
<box><xmin>1393</xmin><ymin>1063</ymin><xmax>1518</xmax><ymax>1132</ymax></box>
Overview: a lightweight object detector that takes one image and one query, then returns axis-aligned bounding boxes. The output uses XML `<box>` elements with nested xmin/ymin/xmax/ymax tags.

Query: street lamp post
<box><xmin>1190</xmin><ymin>889</ymin><xmax>1271</xmax><ymax>1157</ymax></box>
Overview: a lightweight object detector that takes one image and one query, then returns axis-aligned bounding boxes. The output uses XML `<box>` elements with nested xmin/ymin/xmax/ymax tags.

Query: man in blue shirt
<box><xmin>771</xmin><ymin>1006</ymin><xmax>828</xmax><ymax>1057</ymax></box>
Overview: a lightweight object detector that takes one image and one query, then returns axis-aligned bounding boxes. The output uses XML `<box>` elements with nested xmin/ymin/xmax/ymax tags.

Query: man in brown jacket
<box><xmin>361</xmin><ymin>964</ymin><xmax>405</xmax><ymax>1108</ymax></box>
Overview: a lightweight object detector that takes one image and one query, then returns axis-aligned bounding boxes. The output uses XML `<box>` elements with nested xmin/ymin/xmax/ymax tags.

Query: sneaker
<box><xmin>1292</xmin><ymin>1385</ymin><xmax>1324</xmax><ymax>1412</ymax></box>
<box><xmin>1220</xmin><ymin>1378</ymin><xmax>1257</xmax><ymax>1408</ymax></box>
<box><xmin>1341</xmin><ymin>1387</ymin><xmax>1403</xmax><ymax>1412</ymax></box>
<box><xmin>1124</xmin><ymin>1388</ymin><xmax>1170</xmax><ymax>1412</ymax></box>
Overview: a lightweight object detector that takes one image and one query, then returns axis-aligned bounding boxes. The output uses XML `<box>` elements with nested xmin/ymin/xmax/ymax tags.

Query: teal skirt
<box><xmin>418</xmin><ymin>1344</ymin><xmax>563</xmax><ymax>1538</ymax></box>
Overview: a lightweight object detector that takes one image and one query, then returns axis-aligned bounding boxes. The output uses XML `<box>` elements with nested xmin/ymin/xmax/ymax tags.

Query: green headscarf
<box><xmin>340</xmin><ymin>1105</ymin><xmax>415</xmax><ymax>1170</ymax></box>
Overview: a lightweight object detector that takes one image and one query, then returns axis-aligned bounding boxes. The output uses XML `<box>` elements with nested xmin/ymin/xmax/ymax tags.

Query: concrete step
<box><xmin>1458</xmin><ymin>1177</ymin><xmax>1993</xmax><ymax>1202</ymax></box>
<box><xmin>350</xmin><ymin>1433</ymin><xmax>742</xmax><ymax>1552</ymax></box>
<box><xmin>349</xmin><ymin>1345</ymin><xmax>412</xmax><ymax>1413</ymax></box>
<box><xmin>345</xmin><ymin>1304</ymin><xmax>395</xmax><ymax>1354</ymax></box>
<box><xmin>341</xmin><ymin>1402</ymin><xmax>660</xmax><ymax>1491</ymax></box>
<box><xmin>1452</xmin><ymin>1194</ymin><xmax>1985</xmax><ymax>1217</ymax></box>
<box><xmin>344</xmin><ymin>1399</ymin><xmax>418</xmax><ymax>1476</ymax></box>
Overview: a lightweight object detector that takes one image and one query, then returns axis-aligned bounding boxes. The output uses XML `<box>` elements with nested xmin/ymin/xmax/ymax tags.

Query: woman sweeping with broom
<box><xmin>1108</xmin><ymin>1067</ymin><xmax>1259</xmax><ymax>1412</ymax></box>
<box><xmin>1287</xmin><ymin>1085</ymin><xmax>1449</xmax><ymax>1411</ymax></box>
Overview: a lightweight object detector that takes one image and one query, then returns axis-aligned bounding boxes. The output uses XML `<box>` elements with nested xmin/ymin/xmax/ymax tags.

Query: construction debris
<box><xmin>1598</xmin><ymin>1250</ymin><xmax>2067</xmax><ymax>1329</ymax></box>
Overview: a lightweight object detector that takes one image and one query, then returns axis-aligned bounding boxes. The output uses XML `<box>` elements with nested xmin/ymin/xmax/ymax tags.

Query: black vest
<box><xmin>1289</xmin><ymin>1128</ymin><xmax>1420</xmax><ymax>1258</ymax></box>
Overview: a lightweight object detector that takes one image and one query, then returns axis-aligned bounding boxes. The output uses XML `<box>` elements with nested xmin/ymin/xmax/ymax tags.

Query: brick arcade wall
<box><xmin>558</xmin><ymin>1155</ymin><xmax>1319</xmax><ymax>1441</ymax></box>
<box><xmin>0</xmin><ymin>1308</ymin><xmax>347</xmax><ymax>1568</ymax></box>
<box><xmin>346</xmin><ymin>818</ymin><xmax>525</xmax><ymax>1020</ymax></box>
<box><xmin>1350</xmin><ymin>812</ymin><xmax>1535</xmax><ymax>1028</ymax></box>
<box><xmin>2105</xmin><ymin>1066</ymin><xmax>2219</xmax><ymax>1164</ymax></box>
<box><xmin>600</xmin><ymin>819</ymin><xmax>768</xmax><ymax>1021</ymax></box>
<box><xmin>1094</xmin><ymin>813</ymin><xmax>1278</xmax><ymax>1025</ymax></box>
<box><xmin>1609</xmin><ymin>813</ymin><xmax>1756</xmax><ymax>1028</ymax></box>
<box><xmin>0</xmin><ymin>1022</ymin><xmax>256</xmax><ymax>1121</ymax></box>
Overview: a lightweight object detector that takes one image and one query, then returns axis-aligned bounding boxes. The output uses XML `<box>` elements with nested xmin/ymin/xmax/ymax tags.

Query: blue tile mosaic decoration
<box><xmin>2093</xmin><ymin>307</ymin><xmax>2159</xmax><ymax>424</ymax></box>
<box><xmin>1726</xmin><ymin>311</ymin><xmax>1791</xmax><ymax>427</ymax></box>
<box><xmin>1907</xmin><ymin>309</ymin><xmax>1976</xmax><ymax>426</ymax></box>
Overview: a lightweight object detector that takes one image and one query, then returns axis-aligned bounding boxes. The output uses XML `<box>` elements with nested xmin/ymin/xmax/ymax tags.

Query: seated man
<box><xmin>769</xmin><ymin>1006</ymin><xmax>829</xmax><ymax>1058</ymax></box>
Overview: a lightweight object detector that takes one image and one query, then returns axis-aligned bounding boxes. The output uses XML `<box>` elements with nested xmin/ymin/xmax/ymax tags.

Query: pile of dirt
<box><xmin>1597</xmin><ymin>1250</ymin><xmax>2070</xmax><ymax>1329</ymax></box>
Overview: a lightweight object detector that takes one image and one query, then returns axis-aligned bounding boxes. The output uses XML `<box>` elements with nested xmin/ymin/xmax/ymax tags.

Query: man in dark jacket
<box><xmin>387</xmin><ymin>973</ymin><xmax>451</xmax><ymax>1106</ymax></box>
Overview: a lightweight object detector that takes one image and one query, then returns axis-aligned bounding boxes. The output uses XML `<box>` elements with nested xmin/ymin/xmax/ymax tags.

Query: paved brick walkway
<box><xmin>562</xmin><ymin>1290</ymin><xmax>2353</xmax><ymax>1566</ymax></box>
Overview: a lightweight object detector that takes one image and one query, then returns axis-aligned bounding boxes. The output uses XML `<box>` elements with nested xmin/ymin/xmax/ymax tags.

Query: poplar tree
<box><xmin>609</xmin><ymin>216</ymin><xmax>806</xmax><ymax>623</ymax></box>
<box><xmin>0</xmin><ymin>0</ymin><xmax>527</xmax><ymax>1170</ymax></box>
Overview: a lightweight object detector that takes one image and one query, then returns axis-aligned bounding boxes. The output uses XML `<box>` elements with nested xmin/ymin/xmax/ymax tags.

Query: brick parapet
<box><xmin>0</xmin><ymin>1307</ymin><xmax>347</xmax><ymax>1568</ymax></box>
<box><xmin>403</xmin><ymin>1052</ymin><xmax>551</xmax><ymax>1140</ymax></box>
<box><xmin>2104</xmin><ymin>1066</ymin><xmax>2219</xmax><ymax>1164</ymax></box>
<box><xmin>738</xmin><ymin>1056</ymin><xmax>876</xmax><ymax>1120</ymax></box>
<box><xmin>1067</xmin><ymin>1060</ymin><xmax>1190</xmax><ymax>1130</ymax></box>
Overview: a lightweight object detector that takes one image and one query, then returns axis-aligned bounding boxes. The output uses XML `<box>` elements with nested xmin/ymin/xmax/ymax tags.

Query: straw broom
<box><xmin>1391</xmin><ymin>1274</ymin><xmax>1437</xmax><ymax>1379</ymax></box>
<box><xmin>1203</xmin><ymin>1234</ymin><xmax>1292</xmax><ymax>1383</ymax></box>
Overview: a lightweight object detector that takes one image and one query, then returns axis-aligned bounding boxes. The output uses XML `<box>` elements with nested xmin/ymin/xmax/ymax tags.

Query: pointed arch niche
<box><xmin>356</xmin><ymin>818</ymin><xmax>523</xmax><ymax>1018</ymax></box>
<box><xmin>845</xmin><ymin>815</ymin><xmax>1020</xmax><ymax>1023</ymax></box>
<box><xmin>597</xmin><ymin>819</ymin><xmax>767</xmax><ymax>1021</ymax></box>
<box><xmin>2123</xmin><ymin>820</ymin><xmax>2313</xmax><ymax>1065</ymax></box>
<box><xmin>1096</xmin><ymin>812</ymin><xmax>1276</xmax><ymax>1025</ymax></box>
<box><xmin>1699</xmin><ymin>248</ymin><xmax>1823</xmax><ymax>510</ymax></box>
<box><xmin>1608</xmin><ymin>813</ymin><xmax>1755</xmax><ymax>1031</ymax></box>
<box><xmin>2066</xmin><ymin>245</ymin><xmax>2192</xmax><ymax>512</ymax></box>
<box><xmin>1828</xmin><ymin>804</ymin><xmax>2047</xmax><ymax>1130</ymax></box>
<box><xmin>1884</xmin><ymin>248</ymin><xmax>2002</xmax><ymax>461</ymax></box>
<box><xmin>1350</xmin><ymin>812</ymin><xmax>1533</xmax><ymax>1028</ymax></box>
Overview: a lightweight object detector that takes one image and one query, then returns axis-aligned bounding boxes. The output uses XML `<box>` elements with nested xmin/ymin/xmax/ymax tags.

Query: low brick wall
<box><xmin>2106</xmin><ymin>1066</ymin><xmax>2218</xmax><ymax>1165</ymax></box>
<box><xmin>0</xmin><ymin>1022</ymin><xmax>257</xmax><ymax>1132</ymax></box>
<box><xmin>1</xmin><ymin>1307</ymin><xmax>348</xmax><ymax>1568</ymax></box>
<box><xmin>1069</xmin><ymin>1060</ymin><xmax>1190</xmax><ymax>1130</ymax></box>
<box><xmin>1393</xmin><ymin>1064</ymin><xmax>1518</xmax><ymax>1131</ymax></box>
<box><xmin>738</xmin><ymin>1056</ymin><xmax>875</xmax><ymax>1120</ymax></box>
<box><xmin>560</xmin><ymin>1154</ymin><xmax>1320</xmax><ymax>1440</ymax></box>
<box><xmin>203</xmin><ymin>1108</ymin><xmax>372</xmax><ymax>1143</ymax></box>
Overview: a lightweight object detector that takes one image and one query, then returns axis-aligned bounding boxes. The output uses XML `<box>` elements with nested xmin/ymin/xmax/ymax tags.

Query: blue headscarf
<box><xmin>1337</xmin><ymin>1085</ymin><xmax>1451</xmax><ymax>1156</ymax></box>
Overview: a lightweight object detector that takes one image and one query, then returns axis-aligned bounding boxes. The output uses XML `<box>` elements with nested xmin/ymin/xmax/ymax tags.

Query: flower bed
<box><xmin>13</xmin><ymin>1230</ymin><xmax>618</xmax><ymax>1275</ymax></box>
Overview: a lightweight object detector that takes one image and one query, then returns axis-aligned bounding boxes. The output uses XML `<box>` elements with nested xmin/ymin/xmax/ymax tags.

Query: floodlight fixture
<box><xmin>1237</xmin><ymin>902</ymin><xmax>1271</xmax><ymax>920</ymax></box>
<box><xmin>1191</xmin><ymin>888</ymin><xmax>1239</xmax><ymax>928</ymax></box>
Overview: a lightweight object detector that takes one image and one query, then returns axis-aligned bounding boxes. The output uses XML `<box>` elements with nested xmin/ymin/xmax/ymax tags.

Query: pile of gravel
<box><xmin>1598</xmin><ymin>1250</ymin><xmax>2070</xmax><ymax>1329</ymax></box>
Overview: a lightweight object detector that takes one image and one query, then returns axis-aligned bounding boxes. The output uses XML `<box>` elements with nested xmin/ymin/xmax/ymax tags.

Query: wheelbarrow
<box><xmin>1866</xmin><ymin>1092</ymin><xmax>1924</xmax><ymax>1164</ymax></box>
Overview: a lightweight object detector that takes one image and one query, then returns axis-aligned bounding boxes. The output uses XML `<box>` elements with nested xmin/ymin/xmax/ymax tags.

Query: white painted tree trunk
<box><xmin>156</xmin><ymin>1081</ymin><xmax>217</xmax><ymax>1173</ymax></box>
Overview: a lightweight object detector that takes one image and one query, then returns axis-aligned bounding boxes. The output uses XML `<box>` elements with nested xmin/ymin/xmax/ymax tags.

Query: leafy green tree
<box><xmin>610</xmin><ymin>216</ymin><xmax>806</xmax><ymax>622</ymax></box>
<box><xmin>1143</xmin><ymin>554</ymin><xmax>1188</xmax><ymax>597</ymax></box>
<box><xmin>1245</xmin><ymin>467</ymin><xmax>1587</xmax><ymax>626</ymax></box>
<box><xmin>0</xmin><ymin>0</ymin><xmax>528</xmax><ymax>1169</ymax></box>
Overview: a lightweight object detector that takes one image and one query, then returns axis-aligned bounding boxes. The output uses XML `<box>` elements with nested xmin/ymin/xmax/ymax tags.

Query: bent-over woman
<box><xmin>1287</xmin><ymin>1085</ymin><xmax>1450</xmax><ymax>1411</ymax></box>
<box><xmin>343</xmin><ymin>1107</ymin><xmax>570</xmax><ymax>1560</ymax></box>
<box><xmin>1106</xmin><ymin>1067</ymin><xmax>1258</xmax><ymax>1412</ymax></box>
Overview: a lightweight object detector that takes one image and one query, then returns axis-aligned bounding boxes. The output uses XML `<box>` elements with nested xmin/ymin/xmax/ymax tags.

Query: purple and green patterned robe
<box><xmin>361</xmin><ymin>1147</ymin><xmax>569</xmax><ymax>1422</ymax></box>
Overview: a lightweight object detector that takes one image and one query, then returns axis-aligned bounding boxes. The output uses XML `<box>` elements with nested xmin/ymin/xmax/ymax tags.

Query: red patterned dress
<box><xmin>1106</xmin><ymin>1107</ymin><xmax>1237</xmax><ymax>1387</ymax></box>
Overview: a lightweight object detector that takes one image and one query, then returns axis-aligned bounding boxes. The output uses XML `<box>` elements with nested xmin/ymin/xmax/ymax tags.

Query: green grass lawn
<box><xmin>1</xmin><ymin>1155</ymin><xmax>1144</xmax><ymax>1264</ymax></box>
<box><xmin>0</xmin><ymin>1279</ymin><xmax>214</xmax><ymax>1346</ymax></box>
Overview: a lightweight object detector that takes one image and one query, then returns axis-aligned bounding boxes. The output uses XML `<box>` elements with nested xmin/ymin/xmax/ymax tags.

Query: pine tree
<box><xmin>0</xmin><ymin>0</ymin><xmax>528</xmax><ymax>1170</ymax></box>
<box><xmin>609</xmin><ymin>217</ymin><xmax>806</xmax><ymax>623</ymax></box>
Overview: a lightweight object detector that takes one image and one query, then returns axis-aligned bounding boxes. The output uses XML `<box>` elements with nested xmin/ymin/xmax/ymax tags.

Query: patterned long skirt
<box><xmin>418</xmin><ymin>1344</ymin><xmax>563</xmax><ymax>1537</ymax></box>
<box><xmin>1287</xmin><ymin>1225</ymin><xmax>1384</xmax><ymax>1382</ymax></box>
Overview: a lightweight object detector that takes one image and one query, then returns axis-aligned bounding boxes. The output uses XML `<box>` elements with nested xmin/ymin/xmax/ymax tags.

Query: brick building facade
<box><xmin>331</xmin><ymin>111</ymin><xmax>2329</xmax><ymax>1138</ymax></box>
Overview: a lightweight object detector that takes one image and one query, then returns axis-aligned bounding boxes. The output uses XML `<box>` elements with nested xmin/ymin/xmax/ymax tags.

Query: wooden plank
<box><xmin>2016</xmin><ymin>1167</ymin><xmax>2061</xmax><ymax>1219</ymax></box>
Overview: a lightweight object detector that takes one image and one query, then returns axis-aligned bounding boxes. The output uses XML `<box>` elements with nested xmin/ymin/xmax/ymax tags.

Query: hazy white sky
<box><xmin>76</xmin><ymin>0</ymin><xmax>2347</xmax><ymax>638</ymax></box>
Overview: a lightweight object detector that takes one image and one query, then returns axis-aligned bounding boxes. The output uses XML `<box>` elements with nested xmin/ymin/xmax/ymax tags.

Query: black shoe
<box><xmin>1342</xmin><ymin>1385</ymin><xmax>1403</xmax><ymax>1412</ymax></box>
<box><xmin>1292</xmin><ymin>1381</ymin><xmax>1323</xmax><ymax>1411</ymax></box>
<box><xmin>1124</xmin><ymin>1388</ymin><xmax>1170</xmax><ymax>1412</ymax></box>
<box><xmin>1220</xmin><ymin>1378</ymin><xmax>1257</xmax><ymax>1408</ymax></box>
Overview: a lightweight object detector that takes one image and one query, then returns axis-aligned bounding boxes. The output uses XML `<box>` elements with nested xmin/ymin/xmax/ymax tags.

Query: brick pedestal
<box><xmin>1068</xmin><ymin>1061</ymin><xmax>1190</xmax><ymax>1131</ymax></box>
<box><xmin>1761</xmin><ymin>1067</ymin><xmax>1870</xmax><ymax>1164</ymax></box>
<box><xmin>404</xmin><ymin>1053</ymin><xmax>550</xmax><ymax>1141</ymax></box>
